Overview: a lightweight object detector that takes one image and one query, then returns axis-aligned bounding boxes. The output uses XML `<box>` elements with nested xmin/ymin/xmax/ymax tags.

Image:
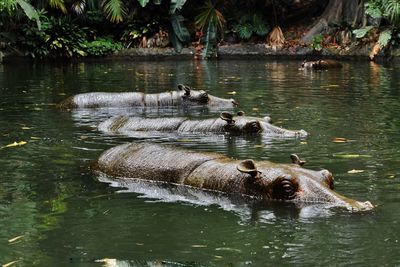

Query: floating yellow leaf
<box><xmin>177</xmin><ymin>139</ymin><xmax>193</xmax><ymax>142</ymax></box>
<box><xmin>227</xmin><ymin>91</ymin><xmax>237</xmax><ymax>95</ymax></box>
<box><xmin>21</xmin><ymin>127</ymin><xmax>31</xmax><ymax>130</ymax></box>
<box><xmin>8</xmin><ymin>235</ymin><xmax>24</xmax><ymax>243</ymax></box>
<box><xmin>332</xmin><ymin>137</ymin><xmax>348</xmax><ymax>143</ymax></box>
<box><xmin>58</xmin><ymin>93</ymin><xmax>66</xmax><ymax>96</ymax></box>
<box><xmin>321</xmin><ymin>84</ymin><xmax>340</xmax><ymax>88</ymax></box>
<box><xmin>252</xmin><ymin>107</ymin><xmax>259</xmax><ymax>111</ymax></box>
<box><xmin>300</xmin><ymin>141</ymin><xmax>308</xmax><ymax>145</ymax></box>
<box><xmin>333</xmin><ymin>154</ymin><xmax>359</xmax><ymax>158</ymax></box>
<box><xmin>3</xmin><ymin>260</ymin><xmax>19</xmax><ymax>267</ymax></box>
<box><xmin>3</xmin><ymin>141</ymin><xmax>27</xmax><ymax>149</ymax></box>
<box><xmin>333</xmin><ymin>153</ymin><xmax>371</xmax><ymax>158</ymax></box>
<box><xmin>30</xmin><ymin>137</ymin><xmax>41</xmax><ymax>140</ymax></box>
<box><xmin>192</xmin><ymin>244</ymin><xmax>207</xmax><ymax>248</ymax></box>
<box><xmin>347</xmin><ymin>169</ymin><xmax>365</xmax><ymax>174</ymax></box>
<box><xmin>33</xmin><ymin>107</ymin><xmax>42</xmax><ymax>111</ymax></box>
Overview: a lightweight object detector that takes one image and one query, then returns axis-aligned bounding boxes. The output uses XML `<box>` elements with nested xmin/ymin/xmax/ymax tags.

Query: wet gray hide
<box><xmin>93</xmin><ymin>143</ymin><xmax>373</xmax><ymax>211</ymax></box>
<box><xmin>58</xmin><ymin>84</ymin><xmax>237</xmax><ymax>109</ymax></box>
<box><xmin>98</xmin><ymin>112</ymin><xmax>308</xmax><ymax>138</ymax></box>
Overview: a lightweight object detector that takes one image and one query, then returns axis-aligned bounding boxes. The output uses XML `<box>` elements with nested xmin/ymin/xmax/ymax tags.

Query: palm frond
<box><xmin>71</xmin><ymin>0</ymin><xmax>86</xmax><ymax>14</ymax></box>
<box><xmin>102</xmin><ymin>0</ymin><xmax>125</xmax><ymax>23</ymax></box>
<box><xmin>49</xmin><ymin>0</ymin><xmax>67</xmax><ymax>13</ymax></box>
<box><xmin>384</xmin><ymin>0</ymin><xmax>400</xmax><ymax>25</ymax></box>
<box><xmin>195</xmin><ymin>0</ymin><xmax>225</xmax><ymax>33</ymax></box>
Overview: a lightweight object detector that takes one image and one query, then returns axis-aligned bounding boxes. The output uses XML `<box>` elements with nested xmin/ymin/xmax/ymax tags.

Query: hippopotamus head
<box><xmin>178</xmin><ymin>84</ymin><xmax>238</xmax><ymax>107</ymax></box>
<box><xmin>300</xmin><ymin>59</ymin><xmax>342</xmax><ymax>70</ymax></box>
<box><xmin>219</xmin><ymin>111</ymin><xmax>308</xmax><ymax>138</ymax></box>
<box><xmin>235</xmin><ymin>157</ymin><xmax>373</xmax><ymax>211</ymax></box>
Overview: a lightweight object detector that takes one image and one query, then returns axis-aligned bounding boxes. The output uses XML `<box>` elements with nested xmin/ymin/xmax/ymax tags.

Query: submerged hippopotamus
<box><xmin>92</xmin><ymin>143</ymin><xmax>373</xmax><ymax>211</ymax></box>
<box><xmin>98</xmin><ymin>111</ymin><xmax>307</xmax><ymax>138</ymax></box>
<box><xmin>59</xmin><ymin>84</ymin><xmax>237</xmax><ymax>109</ymax></box>
<box><xmin>301</xmin><ymin>59</ymin><xmax>342</xmax><ymax>70</ymax></box>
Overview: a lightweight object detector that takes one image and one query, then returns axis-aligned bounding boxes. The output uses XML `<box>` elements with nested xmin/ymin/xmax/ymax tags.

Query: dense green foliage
<box><xmin>2</xmin><ymin>0</ymin><xmax>400</xmax><ymax>60</ymax></box>
<box><xmin>233</xmin><ymin>14</ymin><xmax>269</xmax><ymax>40</ymax></box>
<box><xmin>353</xmin><ymin>0</ymin><xmax>400</xmax><ymax>53</ymax></box>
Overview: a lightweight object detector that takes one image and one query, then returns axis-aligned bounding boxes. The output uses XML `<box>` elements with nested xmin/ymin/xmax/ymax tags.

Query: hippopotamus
<box><xmin>59</xmin><ymin>84</ymin><xmax>237</xmax><ymax>109</ymax></box>
<box><xmin>98</xmin><ymin>111</ymin><xmax>308</xmax><ymax>138</ymax></box>
<box><xmin>92</xmin><ymin>143</ymin><xmax>373</xmax><ymax>211</ymax></box>
<box><xmin>301</xmin><ymin>59</ymin><xmax>342</xmax><ymax>70</ymax></box>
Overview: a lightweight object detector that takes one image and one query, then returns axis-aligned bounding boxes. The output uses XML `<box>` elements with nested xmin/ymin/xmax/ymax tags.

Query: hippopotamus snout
<box><xmin>287</xmin><ymin>168</ymin><xmax>373</xmax><ymax>211</ymax></box>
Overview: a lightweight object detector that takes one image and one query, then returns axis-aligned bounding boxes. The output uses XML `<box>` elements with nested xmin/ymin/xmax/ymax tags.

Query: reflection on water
<box><xmin>96</xmin><ymin>173</ymin><xmax>337</xmax><ymax>223</ymax></box>
<box><xmin>1</xmin><ymin>60</ymin><xmax>400</xmax><ymax>266</ymax></box>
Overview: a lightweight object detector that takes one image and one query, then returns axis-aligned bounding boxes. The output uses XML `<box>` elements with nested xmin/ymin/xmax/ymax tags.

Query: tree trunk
<box><xmin>301</xmin><ymin>0</ymin><xmax>364</xmax><ymax>43</ymax></box>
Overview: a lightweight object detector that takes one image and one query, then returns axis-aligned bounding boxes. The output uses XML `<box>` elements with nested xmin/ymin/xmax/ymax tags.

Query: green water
<box><xmin>0</xmin><ymin>60</ymin><xmax>399</xmax><ymax>266</ymax></box>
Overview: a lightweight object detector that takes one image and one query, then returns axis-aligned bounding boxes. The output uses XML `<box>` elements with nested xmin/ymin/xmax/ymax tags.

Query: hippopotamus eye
<box><xmin>244</xmin><ymin>121</ymin><xmax>261</xmax><ymax>133</ymax></box>
<box><xmin>199</xmin><ymin>93</ymin><xmax>209</xmax><ymax>104</ymax></box>
<box><xmin>272</xmin><ymin>177</ymin><xmax>298</xmax><ymax>200</ymax></box>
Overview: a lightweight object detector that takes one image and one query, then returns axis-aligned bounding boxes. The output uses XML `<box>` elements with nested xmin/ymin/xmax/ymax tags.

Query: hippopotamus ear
<box><xmin>177</xmin><ymin>84</ymin><xmax>191</xmax><ymax>96</ymax></box>
<box><xmin>237</xmin><ymin>111</ymin><xmax>245</xmax><ymax>116</ymax></box>
<box><xmin>220</xmin><ymin>112</ymin><xmax>235</xmax><ymax>125</ymax></box>
<box><xmin>237</xmin><ymin>159</ymin><xmax>261</xmax><ymax>179</ymax></box>
<box><xmin>290</xmin><ymin>154</ymin><xmax>306</xmax><ymax>166</ymax></box>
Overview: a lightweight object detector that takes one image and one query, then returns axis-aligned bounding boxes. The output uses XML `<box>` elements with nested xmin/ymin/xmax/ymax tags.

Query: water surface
<box><xmin>1</xmin><ymin>60</ymin><xmax>400</xmax><ymax>266</ymax></box>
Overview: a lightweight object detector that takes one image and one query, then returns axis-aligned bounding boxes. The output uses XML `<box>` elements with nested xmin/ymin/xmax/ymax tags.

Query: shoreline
<box><xmin>1</xmin><ymin>43</ymin><xmax>399</xmax><ymax>63</ymax></box>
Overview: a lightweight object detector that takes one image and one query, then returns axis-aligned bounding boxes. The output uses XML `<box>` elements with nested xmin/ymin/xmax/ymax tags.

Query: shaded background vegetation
<box><xmin>1</xmin><ymin>0</ymin><xmax>400</xmax><ymax>59</ymax></box>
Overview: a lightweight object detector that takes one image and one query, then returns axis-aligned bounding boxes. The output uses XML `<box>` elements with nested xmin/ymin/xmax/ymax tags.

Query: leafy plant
<box><xmin>45</xmin><ymin>16</ymin><xmax>88</xmax><ymax>57</ymax></box>
<box><xmin>378</xmin><ymin>29</ymin><xmax>393</xmax><ymax>46</ymax></box>
<box><xmin>366</xmin><ymin>0</ymin><xmax>400</xmax><ymax>26</ymax></box>
<box><xmin>234</xmin><ymin>14</ymin><xmax>269</xmax><ymax>40</ymax></box>
<box><xmin>384</xmin><ymin>0</ymin><xmax>400</xmax><ymax>25</ymax></box>
<box><xmin>310</xmin><ymin>34</ymin><xmax>324</xmax><ymax>51</ymax></box>
<box><xmin>101</xmin><ymin>0</ymin><xmax>126</xmax><ymax>23</ymax></box>
<box><xmin>17</xmin><ymin>10</ymin><xmax>50</xmax><ymax>58</ymax></box>
<box><xmin>169</xmin><ymin>14</ymin><xmax>190</xmax><ymax>52</ymax></box>
<box><xmin>352</xmin><ymin>26</ymin><xmax>374</xmax><ymax>39</ymax></box>
<box><xmin>18</xmin><ymin>14</ymin><xmax>88</xmax><ymax>58</ymax></box>
<box><xmin>195</xmin><ymin>0</ymin><xmax>226</xmax><ymax>59</ymax></box>
<box><xmin>0</xmin><ymin>0</ymin><xmax>41</xmax><ymax>29</ymax></box>
<box><xmin>85</xmin><ymin>37</ymin><xmax>123</xmax><ymax>56</ymax></box>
